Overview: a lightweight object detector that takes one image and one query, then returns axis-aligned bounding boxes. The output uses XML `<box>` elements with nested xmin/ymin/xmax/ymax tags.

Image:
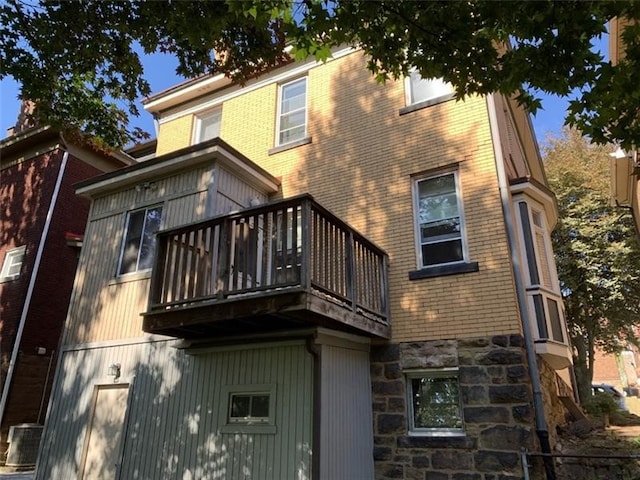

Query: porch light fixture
<box><xmin>107</xmin><ymin>363</ymin><xmax>121</xmax><ymax>382</ymax></box>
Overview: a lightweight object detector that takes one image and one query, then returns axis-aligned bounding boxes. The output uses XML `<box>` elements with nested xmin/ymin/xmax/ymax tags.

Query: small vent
<box><xmin>6</xmin><ymin>424</ymin><xmax>43</xmax><ymax>467</ymax></box>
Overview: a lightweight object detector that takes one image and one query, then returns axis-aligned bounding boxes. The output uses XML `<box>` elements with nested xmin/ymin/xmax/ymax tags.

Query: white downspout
<box><xmin>0</xmin><ymin>151</ymin><xmax>69</xmax><ymax>426</ymax></box>
<box><xmin>486</xmin><ymin>95</ymin><xmax>555</xmax><ymax>479</ymax></box>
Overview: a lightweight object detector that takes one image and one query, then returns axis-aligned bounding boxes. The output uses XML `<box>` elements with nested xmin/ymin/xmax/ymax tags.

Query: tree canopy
<box><xmin>544</xmin><ymin>128</ymin><xmax>640</xmax><ymax>402</ymax></box>
<box><xmin>2</xmin><ymin>1</ymin><xmax>640</xmax><ymax>148</ymax></box>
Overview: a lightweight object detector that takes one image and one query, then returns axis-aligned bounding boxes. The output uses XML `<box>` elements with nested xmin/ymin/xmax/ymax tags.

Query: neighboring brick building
<box><xmin>0</xmin><ymin>124</ymin><xmax>130</xmax><ymax>465</ymax></box>
<box><xmin>37</xmin><ymin>49</ymin><xmax>573</xmax><ymax>479</ymax></box>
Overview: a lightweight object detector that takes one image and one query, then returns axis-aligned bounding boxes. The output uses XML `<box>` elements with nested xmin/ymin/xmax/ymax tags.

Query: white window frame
<box><xmin>117</xmin><ymin>204</ymin><xmax>163</xmax><ymax>276</ymax></box>
<box><xmin>405</xmin><ymin>369</ymin><xmax>464</xmax><ymax>436</ymax></box>
<box><xmin>412</xmin><ymin>170</ymin><xmax>469</xmax><ymax>269</ymax></box>
<box><xmin>514</xmin><ymin>196</ymin><xmax>568</xmax><ymax>344</ymax></box>
<box><xmin>405</xmin><ymin>70</ymin><xmax>454</xmax><ymax>107</ymax></box>
<box><xmin>220</xmin><ymin>384</ymin><xmax>276</xmax><ymax>434</ymax></box>
<box><xmin>0</xmin><ymin>246</ymin><xmax>26</xmax><ymax>281</ymax></box>
<box><xmin>193</xmin><ymin>107</ymin><xmax>222</xmax><ymax>144</ymax></box>
<box><xmin>276</xmin><ymin>77</ymin><xmax>307</xmax><ymax>146</ymax></box>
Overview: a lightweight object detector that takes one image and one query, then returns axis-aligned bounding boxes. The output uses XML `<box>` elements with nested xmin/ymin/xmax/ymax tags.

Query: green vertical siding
<box><xmin>37</xmin><ymin>340</ymin><xmax>313</xmax><ymax>480</ymax></box>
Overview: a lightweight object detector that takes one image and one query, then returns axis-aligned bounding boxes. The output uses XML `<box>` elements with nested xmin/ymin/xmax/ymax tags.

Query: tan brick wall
<box><xmin>156</xmin><ymin>115</ymin><xmax>194</xmax><ymax>156</ymax></box>
<box><xmin>155</xmin><ymin>52</ymin><xmax>522</xmax><ymax>342</ymax></box>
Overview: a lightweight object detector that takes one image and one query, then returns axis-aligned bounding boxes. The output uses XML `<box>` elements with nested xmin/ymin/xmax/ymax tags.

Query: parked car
<box><xmin>592</xmin><ymin>383</ymin><xmax>628</xmax><ymax>411</ymax></box>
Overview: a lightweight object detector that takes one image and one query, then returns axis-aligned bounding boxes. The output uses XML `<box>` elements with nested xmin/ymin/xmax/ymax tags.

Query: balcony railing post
<box><xmin>381</xmin><ymin>254</ymin><xmax>390</xmax><ymax>324</ymax></box>
<box><xmin>346</xmin><ymin>230</ymin><xmax>356</xmax><ymax>312</ymax></box>
<box><xmin>301</xmin><ymin>199</ymin><xmax>312</xmax><ymax>291</ymax></box>
<box><xmin>148</xmin><ymin>232</ymin><xmax>167</xmax><ymax>309</ymax></box>
<box><xmin>216</xmin><ymin>218</ymin><xmax>230</xmax><ymax>298</ymax></box>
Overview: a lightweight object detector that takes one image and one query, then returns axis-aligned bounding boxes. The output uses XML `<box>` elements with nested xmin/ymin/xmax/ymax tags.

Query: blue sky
<box><xmin>0</xmin><ymin>36</ymin><xmax>608</xmax><ymax>149</ymax></box>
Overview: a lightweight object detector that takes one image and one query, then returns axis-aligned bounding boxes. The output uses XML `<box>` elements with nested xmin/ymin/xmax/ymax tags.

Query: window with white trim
<box><xmin>406</xmin><ymin>369</ymin><xmax>463</xmax><ymax>435</ymax></box>
<box><xmin>517</xmin><ymin>199</ymin><xmax>566</xmax><ymax>343</ymax></box>
<box><xmin>413</xmin><ymin>171</ymin><xmax>467</xmax><ymax>268</ymax></box>
<box><xmin>220</xmin><ymin>384</ymin><xmax>276</xmax><ymax>434</ymax></box>
<box><xmin>277</xmin><ymin>77</ymin><xmax>307</xmax><ymax>145</ymax></box>
<box><xmin>0</xmin><ymin>246</ymin><xmax>26</xmax><ymax>281</ymax></box>
<box><xmin>118</xmin><ymin>205</ymin><xmax>163</xmax><ymax>275</ymax></box>
<box><xmin>194</xmin><ymin>108</ymin><xmax>222</xmax><ymax>144</ymax></box>
<box><xmin>406</xmin><ymin>71</ymin><xmax>454</xmax><ymax>106</ymax></box>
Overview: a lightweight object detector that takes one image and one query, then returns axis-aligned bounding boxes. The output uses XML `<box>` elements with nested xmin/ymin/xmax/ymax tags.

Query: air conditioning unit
<box><xmin>6</xmin><ymin>423</ymin><xmax>43</xmax><ymax>467</ymax></box>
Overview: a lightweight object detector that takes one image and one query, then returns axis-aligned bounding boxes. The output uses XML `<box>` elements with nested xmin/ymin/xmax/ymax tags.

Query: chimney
<box><xmin>14</xmin><ymin>100</ymin><xmax>38</xmax><ymax>134</ymax></box>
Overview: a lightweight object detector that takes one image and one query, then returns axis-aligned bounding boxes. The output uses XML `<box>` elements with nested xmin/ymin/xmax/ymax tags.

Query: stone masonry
<box><xmin>371</xmin><ymin>335</ymin><xmax>543</xmax><ymax>480</ymax></box>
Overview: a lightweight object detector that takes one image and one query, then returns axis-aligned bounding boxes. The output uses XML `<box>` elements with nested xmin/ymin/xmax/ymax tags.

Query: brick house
<box><xmin>36</xmin><ymin>48</ymin><xmax>573</xmax><ymax>479</ymax></box>
<box><xmin>0</xmin><ymin>124</ymin><xmax>131</xmax><ymax>465</ymax></box>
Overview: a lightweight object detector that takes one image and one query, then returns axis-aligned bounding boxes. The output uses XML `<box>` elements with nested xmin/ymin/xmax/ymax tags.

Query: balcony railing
<box><xmin>145</xmin><ymin>194</ymin><xmax>389</xmax><ymax>336</ymax></box>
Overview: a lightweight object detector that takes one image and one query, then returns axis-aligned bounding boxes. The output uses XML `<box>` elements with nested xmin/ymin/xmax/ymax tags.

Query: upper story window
<box><xmin>0</xmin><ymin>246</ymin><xmax>26</xmax><ymax>281</ymax></box>
<box><xmin>194</xmin><ymin>108</ymin><xmax>222</xmax><ymax>144</ymax></box>
<box><xmin>406</xmin><ymin>71</ymin><xmax>454</xmax><ymax>106</ymax></box>
<box><xmin>413</xmin><ymin>171</ymin><xmax>468</xmax><ymax>268</ymax></box>
<box><xmin>406</xmin><ymin>369</ymin><xmax>463</xmax><ymax>435</ymax></box>
<box><xmin>118</xmin><ymin>205</ymin><xmax>163</xmax><ymax>275</ymax></box>
<box><xmin>277</xmin><ymin>77</ymin><xmax>307</xmax><ymax>146</ymax></box>
<box><xmin>516</xmin><ymin>198</ymin><xmax>566</xmax><ymax>343</ymax></box>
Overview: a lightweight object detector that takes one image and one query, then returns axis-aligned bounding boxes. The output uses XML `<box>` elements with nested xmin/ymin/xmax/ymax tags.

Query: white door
<box><xmin>79</xmin><ymin>384</ymin><xmax>129</xmax><ymax>480</ymax></box>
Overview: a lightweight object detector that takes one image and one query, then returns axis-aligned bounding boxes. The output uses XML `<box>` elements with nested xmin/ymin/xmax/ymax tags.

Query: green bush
<box><xmin>583</xmin><ymin>392</ymin><xmax>619</xmax><ymax>416</ymax></box>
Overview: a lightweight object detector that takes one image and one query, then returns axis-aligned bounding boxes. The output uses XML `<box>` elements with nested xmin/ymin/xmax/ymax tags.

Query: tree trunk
<box><xmin>573</xmin><ymin>337</ymin><xmax>592</xmax><ymax>404</ymax></box>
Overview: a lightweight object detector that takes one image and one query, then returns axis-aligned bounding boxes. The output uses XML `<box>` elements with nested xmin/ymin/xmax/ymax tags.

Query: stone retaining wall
<box><xmin>371</xmin><ymin>335</ymin><xmax>548</xmax><ymax>479</ymax></box>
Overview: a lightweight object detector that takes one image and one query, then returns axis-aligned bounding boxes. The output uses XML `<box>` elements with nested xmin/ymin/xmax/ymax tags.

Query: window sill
<box><xmin>109</xmin><ymin>270</ymin><xmax>152</xmax><ymax>285</ymax></box>
<box><xmin>268</xmin><ymin>136</ymin><xmax>312</xmax><ymax>155</ymax></box>
<box><xmin>408</xmin><ymin>430</ymin><xmax>466</xmax><ymax>438</ymax></box>
<box><xmin>409</xmin><ymin>261</ymin><xmax>479</xmax><ymax>280</ymax></box>
<box><xmin>399</xmin><ymin>94</ymin><xmax>456</xmax><ymax>116</ymax></box>
<box><xmin>0</xmin><ymin>276</ymin><xmax>19</xmax><ymax>284</ymax></box>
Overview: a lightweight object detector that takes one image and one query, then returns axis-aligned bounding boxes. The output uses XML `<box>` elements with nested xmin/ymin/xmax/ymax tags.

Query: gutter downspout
<box><xmin>0</xmin><ymin>151</ymin><xmax>69</xmax><ymax>427</ymax></box>
<box><xmin>486</xmin><ymin>95</ymin><xmax>556</xmax><ymax>480</ymax></box>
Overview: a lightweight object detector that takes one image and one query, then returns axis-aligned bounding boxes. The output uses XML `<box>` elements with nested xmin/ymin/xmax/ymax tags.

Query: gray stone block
<box><xmin>478</xmin><ymin>348</ymin><xmax>523</xmax><ymax>365</ymax></box>
<box><xmin>463</xmin><ymin>406</ymin><xmax>510</xmax><ymax>424</ymax></box>
<box><xmin>377</xmin><ymin>413</ymin><xmax>406</xmax><ymax>434</ymax></box>
<box><xmin>506</xmin><ymin>365</ymin><xmax>527</xmax><ymax>383</ymax></box>
<box><xmin>479</xmin><ymin>425</ymin><xmax>534</xmax><ymax>450</ymax></box>
<box><xmin>488</xmin><ymin>384</ymin><xmax>530</xmax><ymax>403</ymax></box>
<box><xmin>412</xmin><ymin>455</ymin><xmax>430</xmax><ymax>468</ymax></box>
<box><xmin>474</xmin><ymin>450</ymin><xmax>520</xmax><ymax>472</ymax></box>
<box><xmin>462</xmin><ymin>385</ymin><xmax>488</xmax><ymax>404</ymax></box>
<box><xmin>458</xmin><ymin>366</ymin><xmax>490</xmax><ymax>384</ymax></box>
<box><xmin>388</xmin><ymin>396</ymin><xmax>406</xmax><ymax>412</ymax></box>
<box><xmin>374</xmin><ymin>446</ymin><xmax>393</xmax><ymax>461</ymax></box>
<box><xmin>432</xmin><ymin>450</ymin><xmax>474</xmax><ymax>470</ymax></box>
<box><xmin>385</xmin><ymin>362</ymin><xmax>403</xmax><ymax>379</ymax></box>
<box><xmin>373</xmin><ymin>380</ymin><xmax>405</xmax><ymax>396</ymax></box>
<box><xmin>371</xmin><ymin>344</ymin><xmax>400</xmax><ymax>362</ymax></box>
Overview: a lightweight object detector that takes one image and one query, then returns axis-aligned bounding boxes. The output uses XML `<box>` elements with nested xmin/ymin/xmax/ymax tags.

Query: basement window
<box><xmin>221</xmin><ymin>384</ymin><xmax>276</xmax><ymax>434</ymax></box>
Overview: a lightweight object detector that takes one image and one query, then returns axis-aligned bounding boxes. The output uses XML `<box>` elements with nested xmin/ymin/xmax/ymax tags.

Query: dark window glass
<box><xmin>547</xmin><ymin>298</ymin><xmax>564</xmax><ymax>342</ymax></box>
<box><xmin>119</xmin><ymin>206</ymin><xmax>163</xmax><ymax>275</ymax></box>
<box><xmin>421</xmin><ymin>240</ymin><xmax>463</xmax><ymax>266</ymax></box>
<box><xmin>533</xmin><ymin>294</ymin><xmax>548</xmax><ymax>339</ymax></box>
<box><xmin>411</xmin><ymin>376</ymin><xmax>462</xmax><ymax>429</ymax></box>
<box><xmin>230</xmin><ymin>395</ymin><xmax>251</xmax><ymax>418</ymax></box>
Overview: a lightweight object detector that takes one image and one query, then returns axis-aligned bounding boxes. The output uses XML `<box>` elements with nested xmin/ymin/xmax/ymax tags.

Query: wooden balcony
<box><xmin>142</xmin><ymin>195</ymin><xmax>390</xmax><ymax>339</ymax></box>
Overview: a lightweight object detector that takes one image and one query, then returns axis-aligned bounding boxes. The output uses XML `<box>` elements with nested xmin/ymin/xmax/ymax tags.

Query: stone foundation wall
<box><xmin>371</xmin><ymin>335</ymin><xmax>546</xmax><ymax>480</ymax></box>
<box><xmin>538</xmin><ymin>358</ymin><xmax>573</xmax><ymax>448</ymax></box>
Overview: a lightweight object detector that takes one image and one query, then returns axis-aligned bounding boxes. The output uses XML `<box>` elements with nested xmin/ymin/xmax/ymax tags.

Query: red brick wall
<box><xmin>0</xmin><ymin>148</ymin><xmax>104</xmax><ymax>457</ymax></box>
<box><xmin>0</xmin><ymin>150</ymin><xmax>61</xmax><ymax>384</ymax></box>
